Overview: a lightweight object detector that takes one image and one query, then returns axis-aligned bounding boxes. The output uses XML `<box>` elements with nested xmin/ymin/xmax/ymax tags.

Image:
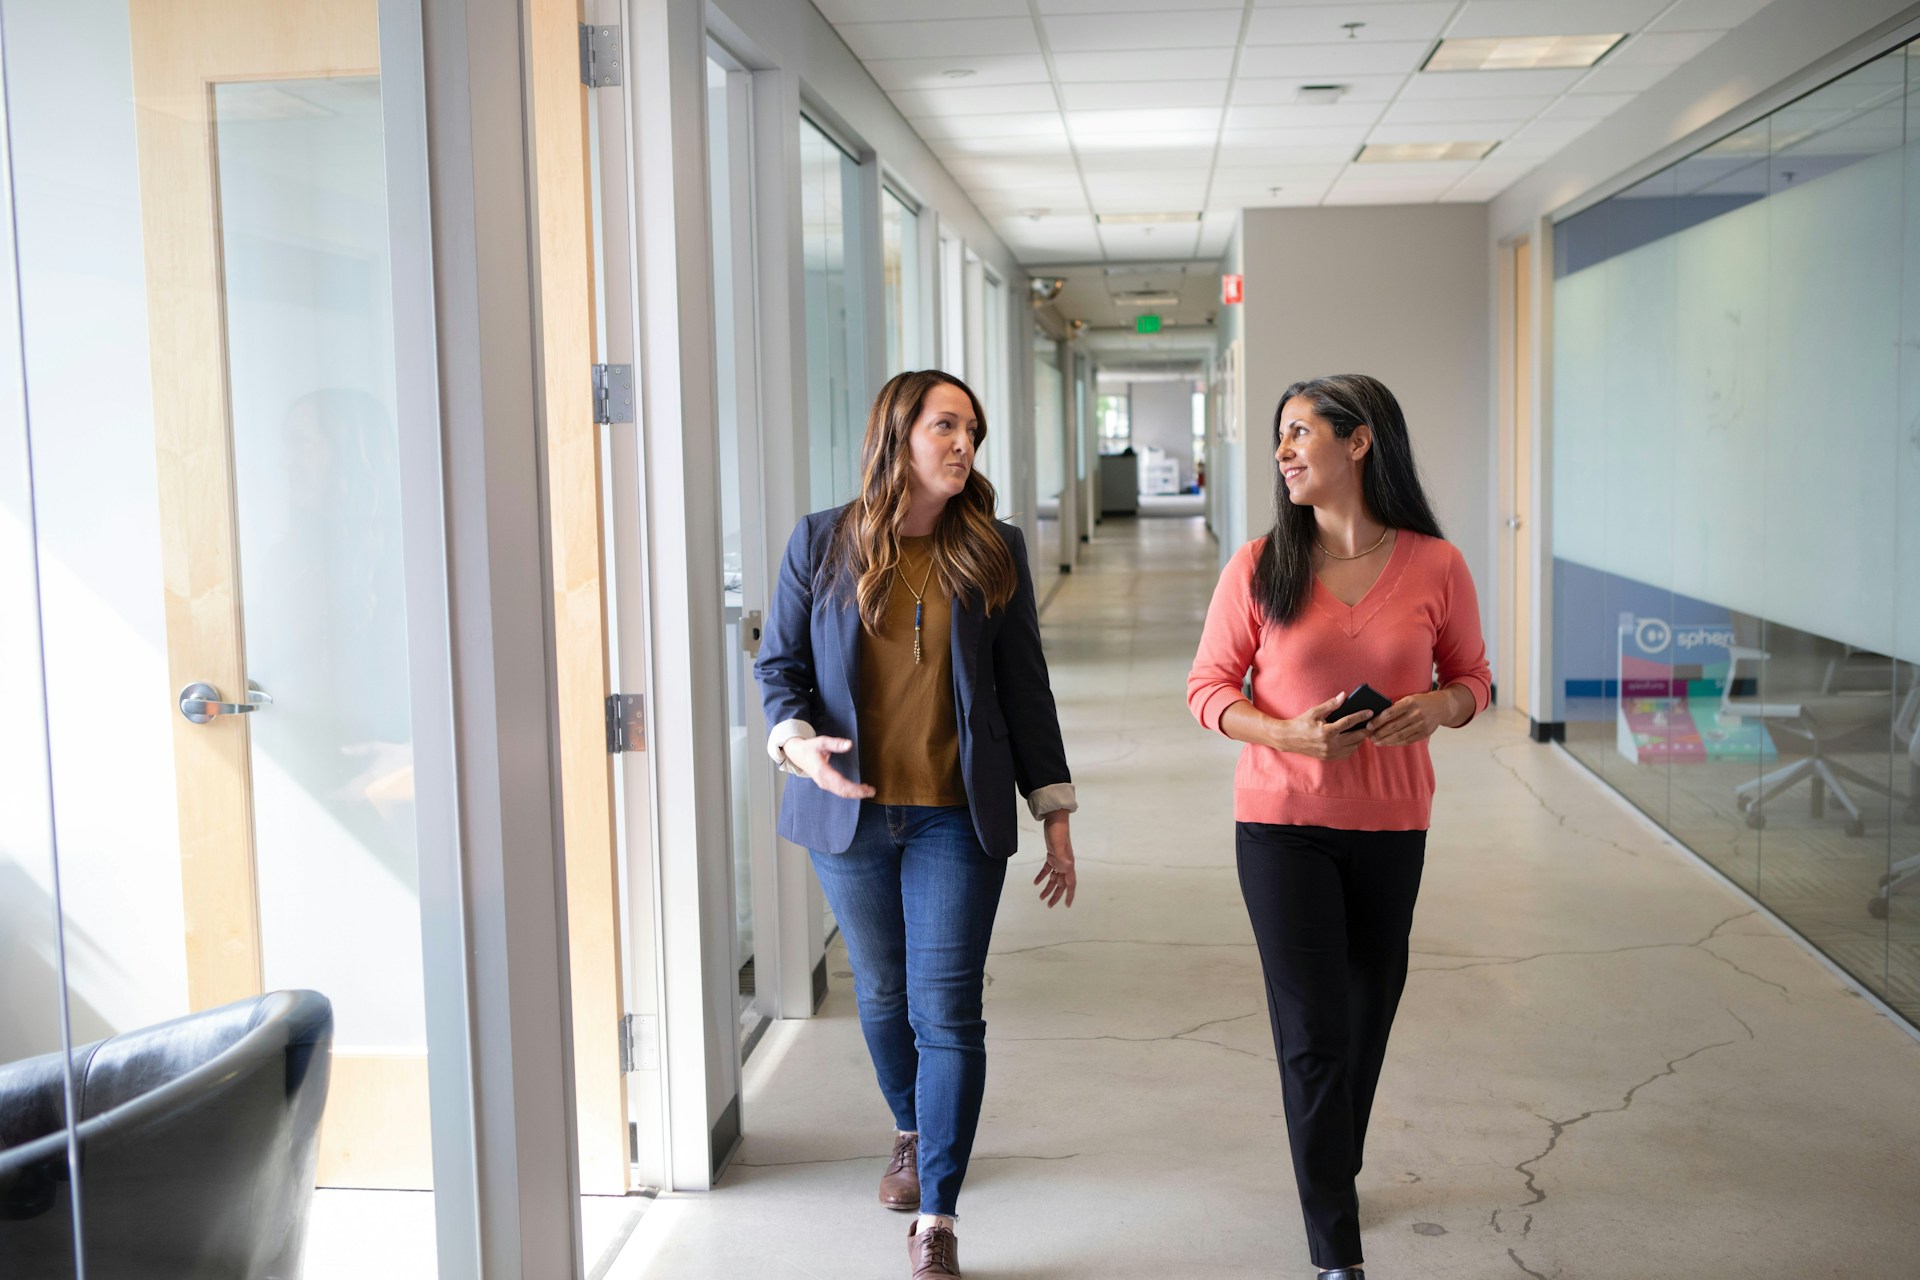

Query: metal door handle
<box><xmin>179</xmin><ymin>682</ymin><xmax>272</xmax><ymax>724</ymax></box>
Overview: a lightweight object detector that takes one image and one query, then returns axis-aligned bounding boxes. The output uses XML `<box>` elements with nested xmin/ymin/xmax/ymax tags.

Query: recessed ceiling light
<box><xmin>1095</xmin><ymin>211</ymin><xmax>1202</xmax><ymax>225</ymax></box>
<box><xmin>1112</xmin><ymin>290</ymin><xmax>1180</xmax><ymax>306</ymax></box>
<box><xmin>1356</xmin><ymin>141</ymin><xmax>1499</xmax><ymax>163</ymax></box>
<box><xmin>1422</xmin><ymin>34</ymin><xmax>1624</xmax><ymax>72</ymax></box>
<box><xmin>942</xmin><ymin>68</ymin><xmax>977</xmax><ymax>80</ymax></box>
<box><xmin>1296</xmin><ymin>84</ymin><xmax>1348</xmax><ymax>105</ymax></box>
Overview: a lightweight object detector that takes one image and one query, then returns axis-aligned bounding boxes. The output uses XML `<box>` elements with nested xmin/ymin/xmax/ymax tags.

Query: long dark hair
<box><xmin>1251</xmin><ymin>373</ymin><xmax>1444</xmax><ymax>626</ymax></box>
<box><xmin>823</xmin><ymin>369</ymin><xmax>1017</xmax><ymax>633</ymax></box>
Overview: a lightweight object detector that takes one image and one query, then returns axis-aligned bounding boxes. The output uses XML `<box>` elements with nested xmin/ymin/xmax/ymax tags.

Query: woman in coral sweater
<box><xmin>1187</xmin><ymin>374</ymin><xmax>1490</xmax><ymax>1280</ymax></box>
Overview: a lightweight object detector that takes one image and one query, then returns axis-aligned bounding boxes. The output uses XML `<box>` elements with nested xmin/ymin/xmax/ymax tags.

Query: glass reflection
<box><xmin>1552</xmin><ymin>41</ymin><xmax>1919</xmax><ymax>1022</ymax></box>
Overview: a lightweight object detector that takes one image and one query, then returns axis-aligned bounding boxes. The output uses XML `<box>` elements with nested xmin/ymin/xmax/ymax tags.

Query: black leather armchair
<box><xmin>0</xmin><ymin>990</ymin><xmax>332</xmax><ymax>1279</ymax></box>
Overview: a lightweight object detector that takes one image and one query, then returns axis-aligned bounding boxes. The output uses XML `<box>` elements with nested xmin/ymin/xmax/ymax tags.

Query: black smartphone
<box><xmin>1326</xmin><ymin>682</ymin><xmax>1393</xmax><ymax>732</ymax></box>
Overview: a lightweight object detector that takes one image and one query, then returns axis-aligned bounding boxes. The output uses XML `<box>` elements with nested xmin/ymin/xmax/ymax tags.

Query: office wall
<box><xmin>1233</xmin><ymin>205</ymin><xmax>1492</xmax><ymax>633</ymax></box>
<box><xmin>1127</xmin><ymin>379</ymin><xmax>1197</xmax><ymax>490</ymax></box>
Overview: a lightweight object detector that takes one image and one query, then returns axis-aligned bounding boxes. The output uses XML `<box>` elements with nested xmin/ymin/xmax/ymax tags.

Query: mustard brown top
<box><xmin>856</xmin><ymin>536</ymin><xmax>965</xmax><ymax>806</ymax></box>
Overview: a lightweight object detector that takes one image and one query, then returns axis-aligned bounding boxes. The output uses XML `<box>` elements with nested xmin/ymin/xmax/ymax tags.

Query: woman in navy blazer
<box><xmin>754</xmin><ymin>369</ymin><xmax>1077</xmax><ymax>1280</ymax></box>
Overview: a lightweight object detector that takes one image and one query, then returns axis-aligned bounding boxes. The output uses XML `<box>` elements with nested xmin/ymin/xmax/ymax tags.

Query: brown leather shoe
<box><xmin>878</xmin><ymin>1132</ymin><xmax>919</xmax><ymax>1210</ymax></box>
<box><xmin>907</xmin><ymin>1221</ymin><xmax>960</xmax><ymax>1278</ymax></box>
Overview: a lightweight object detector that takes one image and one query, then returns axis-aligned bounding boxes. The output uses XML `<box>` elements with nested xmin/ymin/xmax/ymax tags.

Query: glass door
<box><xmin>706</xmin><ymin>46</ymin><xmax>775</xmax><ymax>1053</ymax></box>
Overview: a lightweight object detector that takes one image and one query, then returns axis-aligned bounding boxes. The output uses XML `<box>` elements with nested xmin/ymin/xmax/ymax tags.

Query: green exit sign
<box><xmin>1135</xmin><ymin>314</ymin><xmax>1162</xmax><ymax>334</ymax></box>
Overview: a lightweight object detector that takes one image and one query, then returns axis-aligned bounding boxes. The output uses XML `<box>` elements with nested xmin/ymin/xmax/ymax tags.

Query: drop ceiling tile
<box><xmin>1051</xmin><ymin>48</ymin><xmax>1238</xmax><ymax>81</ymax></box>
<box><xmin>1444</xmin><ymin>0</ymin><xmax>1669</xmax><ymax>40</ymax></box>
<box><xmin>1038</xmin><ymin>0</ymin><xmax>1232</xmax><ymax>10</ymax></box>
<box><xmin>816</xmin><ymin>0</ymin><xmax>1027</xmax><ymax>20</ymax></box>
<box><xmin>1079</xmin><ymin>149</ymin><xmax>1219</xmax><ymax>173</ymax></box>
<box><xmin>1538</xmin><ymin>92</ymin><xmax>1635</xmax><ymax>119</ymax></box>
<box><xmin>1216</xmin><ymin>142</ymin><xmax>1363</xmax><ymax>165</ymax></box>
<box><xmin>1075</xmin><ymin>132</ymin><xmax>1222</xmax><ymax>156</ymax></box>
<box><xmin>1341</xmin><ymin>158</ymin><xmax>1482</xmax><ymax>180</ymax></box>
<box><xmin>1067</xmin><ymin>107</ymin><xmax>1224</xmax><ymax>136</ymax></box>
<box><xmin>1063</xmin><ymin>80</ymin><xmax>1229</xmax><ymax>110</ymax></box>
<box><xmin>1210</xmin><ymin>162</ymin><xmax>1348</xmax><ymax>185</ymax></box>
<box><xmin>1607</xmin><ymin>29</ymin><xmax>1725</xmax><ymax>65</ymax></box>
<box><xmin>1325</xmin><ymin>184</ymin><xmax>1449</xmax><ymax>204</ymax></box>
<box><xmin>1379</xmin><ymin>96</ymin><xmax>1553</xmax><ymax>124</ymax></box>
<box><xmin>1398</xmin><ymin>69</ymin><xmax>1585</xmax><ymax>98</ymax></box>
<box><xmin>1101</xmin><ymin>230</ymin><xmax>1211</xmax><ymax>261</ymax></box>
<box><xmin>1246</xmin><ymin>3</ymin><xmax>1455</xmax><ymax>44</ymax></box>
<box><xmin>928</xmin><ymin>133</ymin><xmax>1074</xmax><ymax>158</ymax></box>
<box><xmin>975</xmin><ymin>193</ymin><xmax>1091</xmax><ymax>217</ymax></box>
<box><xmin>1648</xmin><ymin>0</ymin><xmax>1776</xmax><ymax>31</ymax></box>
<box><xmin>913</xmin><ymin>111</ymin><xmax>1068</xmax><ymax>140</ymax></box>
<box><xmin>1238</xmin><ymin>41</ymin><xmax>1432</xmax><ymax>75</ymax></box>
<box><xmin>1572</xmin><ymin>62</ymin><xmax>1678</xmax><ymax>93</ymax></box>
<box><xmin>1221</xmin><ymin>123</ymin><xmax>1374</xmax><ymax>147</ymax></box>
<box><xmin>1042</xmin><ymin>10</ymin><xmax>1245</xmax><ymax>52</ymax></box>
<box><xmin>1232</xmin><ymin>74</ymin><xmax>1409</xmax><ymax>104</ymax></box>
<box><xmin>1084</xmin><ymin>182</ymin><xmax>1210</xmax><ymax>207</ymax></box>
<box><xmin>892</xmin><ymin>83</ymin><xmax>1060</xmax><ymax>116</ymax></box>
<box><xmin>863</xmin><ymin>54</ymin><xmax>1053</xmax><ymax>91</ymax></box>
<box><xmin>1366</xmin><ymin>121</ymin><xmax>1520</xmax><ymax>144</ymax></box>
<box><xmin>1226</xmin><ymin>102</ymin><xmax>1388</xmax><ymax>128</ymax></box>
<box><xmin>836</xmin><ymin>18</ymin><xmax>1040</xmax><ymax>61</ymax></box>
<box><xmin>1222</xmin><ymin>181</ymin><xmax>1336</xmax><ymax>208</ymax></box>
<box><xmin>1506</xmin><ymin>116</ymin><xmax>1603</xmax><ymax>147</ymax></box>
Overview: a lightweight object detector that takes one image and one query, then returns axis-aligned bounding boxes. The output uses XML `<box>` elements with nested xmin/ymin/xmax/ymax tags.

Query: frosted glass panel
<box><xmin>215</xmin><ymin>77</ymin><xmax>422</xmax><ymax>1051</ymax></box>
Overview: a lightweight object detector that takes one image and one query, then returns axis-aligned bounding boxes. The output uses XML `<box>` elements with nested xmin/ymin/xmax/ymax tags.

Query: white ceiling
<box><xmin>815</xmin><ymin>0</ymin><xmax>1784</xmax><ymax>264</ymax></box>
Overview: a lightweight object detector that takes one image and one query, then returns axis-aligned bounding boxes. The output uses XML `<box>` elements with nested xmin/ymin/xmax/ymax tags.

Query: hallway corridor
<box><xmin>613</xmin><ymin>518</ymin><xmax>1919</xmax><ymax>1280</ymax></box>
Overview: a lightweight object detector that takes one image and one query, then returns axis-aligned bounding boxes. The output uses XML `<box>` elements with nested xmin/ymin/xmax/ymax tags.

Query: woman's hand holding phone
<box><xmin>1267</xmin><ymin>691</ymin><xmax>1375</xmax><ymax>761</ymax></box>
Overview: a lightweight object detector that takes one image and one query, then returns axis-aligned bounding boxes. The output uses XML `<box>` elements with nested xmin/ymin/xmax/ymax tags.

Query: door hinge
<box><xmin>592</xmin><ymin>362</ymin><xmax>634</xmax><ymax>425</ymax></box>
<box><xmin>606</xmin><ymin>692</ymin><xmax>645</xmax><ymax>753</ymax></box>
<box><xmin>579</xmin><ymin>23</ymin><xmax>623</xmax><ymax>88</ymax></box>
<box><xmin>618</xmin><ymin>1013</ymin><xmax>657</xmax><ymax>1073</ymax></box>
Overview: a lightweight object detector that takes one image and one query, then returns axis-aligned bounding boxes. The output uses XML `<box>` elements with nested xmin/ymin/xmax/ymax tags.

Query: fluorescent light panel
<box><xmin>1356</xmin><ymin>141</ymin><xmax>1498</xmax><ymax>162</ymax></box>
<box><xmin>1095</xmin><ymin>211</ymin><xmax>1202</xmax><ymax>224</ymax></box>
<box><xmin>1423</xmin><ymin>34</ymin><xmax>1623</xmax><ymax>72</ymax></box>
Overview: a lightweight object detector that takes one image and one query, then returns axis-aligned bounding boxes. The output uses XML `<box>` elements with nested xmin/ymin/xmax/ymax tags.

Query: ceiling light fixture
<box><xmin>942</xmin><ymin>68</ymin><xmax>977</xmax><ymax>79</ymax></box>
<box><xmin>1095</xmin><ymin>211</ymin><xmax>1202</xmax><ymax>225</ymax></box>
<box><xmin>1112</xmin><ymin>290</ymin><xmax>1180</xmax><ymax>306</ymax></box>
<box><xmin>1295</xmin><ymin>84</ymin><xmax>1348</xmax><ymax>105</ymax></box>
<box><xmin>1422</xmin><ymin>34</ymin><xmax>1624</xmax><ymax>72</ymax></box>
<box><xmin>1356</xmin><ymin>141</ymin><xmax>1499</xmax><ymax>163</ymax></box>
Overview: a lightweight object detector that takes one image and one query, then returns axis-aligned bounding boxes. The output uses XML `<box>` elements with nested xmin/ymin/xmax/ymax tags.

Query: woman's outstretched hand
<box><xmin>1268</xmin><ymin>691</ymin><xmax>1374</xmax><ymax>761</ymax></box>
<box><xmin>780</xmin><ymin>735</ymin><xmax>877</xmax><ymax>800</ymax></box>
<box><xmin>1034</xmin><ymin>812</ymin><xmax>1076</xmax><ymax>908</ymax></box>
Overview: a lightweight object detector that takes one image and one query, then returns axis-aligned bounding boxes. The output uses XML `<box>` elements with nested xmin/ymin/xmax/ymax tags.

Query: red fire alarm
<box><xmin>1221</xmin><ymin>273</ymin><xmax>1244</xmax><ymax>305</ymax></box>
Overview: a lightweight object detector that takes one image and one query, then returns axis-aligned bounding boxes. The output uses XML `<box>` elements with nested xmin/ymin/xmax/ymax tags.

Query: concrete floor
<box><xmin>609</xmin><ymin>517</ymin><xmax>1920</xmax><ymax>1280</ymax></box>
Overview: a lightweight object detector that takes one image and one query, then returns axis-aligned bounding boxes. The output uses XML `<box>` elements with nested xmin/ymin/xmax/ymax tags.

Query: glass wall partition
<box><xmin>800</xmin><ymin>116</ymin><xmax>862</xmax><ymax>508</ymax></box>
<box><xmin>1551</xmin><ymin>39</ymin><xmax>1920</xmax><ymax>1026</ymax></box>
<box><xmin>882</xmin><ymin>186</ymin><xmax>920</xmax><ymax>377</ymax></box>
<box><xmin>982</xmin><ymin>271</ymin><xmax>1009</xmax><ymax>515</ymax></box>
<box><xmin>1034</xmin><ymin>336</ymin><xmax>1064</xmax><ymax>551</ymax></box>
<box><xmin>0</xmin><ymin>1</ymin><xmax>445</xmax><ymax>1270</ymax></box>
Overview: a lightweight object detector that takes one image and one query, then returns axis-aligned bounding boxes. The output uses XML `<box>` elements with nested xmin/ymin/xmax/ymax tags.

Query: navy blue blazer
<box><xmin>752</xmin><ymin>507</ymin><xmax>1074</xmax><ymax>858</ymax></box>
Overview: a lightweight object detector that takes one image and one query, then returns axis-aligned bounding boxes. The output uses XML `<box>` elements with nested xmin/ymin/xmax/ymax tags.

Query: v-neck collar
<box><xmin>1311</xmin><ymin>529</ymin><xmax>1414</xmax><ymax>636</ymax></box>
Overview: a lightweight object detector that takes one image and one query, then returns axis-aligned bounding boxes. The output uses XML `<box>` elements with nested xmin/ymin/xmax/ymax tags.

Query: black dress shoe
<box><xmin>1318</xmin><ymin>1270</ymin><xmax>1364</xmax><ymax>1280</ymax></box>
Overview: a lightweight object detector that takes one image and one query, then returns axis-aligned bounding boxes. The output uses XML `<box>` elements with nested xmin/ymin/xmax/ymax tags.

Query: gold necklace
<box><xmin>1315</xmin><ymin>526</ymin><xmax>1390</xmax><ymax>561</ymax></box>
<box><xmin>894</xmin><ymin>551</ymin><xmax>937</xmax><ymax>665</ymax></box>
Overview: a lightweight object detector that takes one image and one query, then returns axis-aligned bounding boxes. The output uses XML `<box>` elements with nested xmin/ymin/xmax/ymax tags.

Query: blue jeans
<box><xmin>809</xmin><ymin>803</ymin><xmax>1006</xmax><ymax>1217</ymax></box>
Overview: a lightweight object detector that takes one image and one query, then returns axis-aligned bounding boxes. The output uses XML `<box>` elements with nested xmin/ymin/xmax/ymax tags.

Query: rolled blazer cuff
<box><xmin>766</xmin><ymin>718</ymin><xmax>816</xmax><ymax>773</ymax></box>
<box><xmin>1027</xmin><ymin>783</ymin><xmax>1078</xmax><ymax>820</ymax></box>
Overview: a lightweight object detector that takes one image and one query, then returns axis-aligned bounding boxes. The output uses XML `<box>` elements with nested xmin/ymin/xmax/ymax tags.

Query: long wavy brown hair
<box><xmin>823</xmin><ymin>369</ymin><xmax>1017</xmax><ymax>634</ymax></box>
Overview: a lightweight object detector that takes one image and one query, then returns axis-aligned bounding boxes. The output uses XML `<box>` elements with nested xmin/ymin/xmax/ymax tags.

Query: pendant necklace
<box><xmin>894</xmin><ymin>551</ymin><xmax>936</xmax><ymax>665</ymax></box>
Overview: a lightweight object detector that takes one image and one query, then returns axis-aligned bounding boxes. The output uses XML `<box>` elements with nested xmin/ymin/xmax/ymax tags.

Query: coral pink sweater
<box><xmin>1188</xmin><ymin>532</ymin><xmax>1491</xmax><ymax>831</ymax></box>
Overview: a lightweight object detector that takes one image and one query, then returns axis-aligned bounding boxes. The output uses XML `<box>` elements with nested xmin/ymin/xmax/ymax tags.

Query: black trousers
<box><xmin>1235</xmin><ymin>822</ymin><xmax>1427</xmax><ymax>1269</ymax></box>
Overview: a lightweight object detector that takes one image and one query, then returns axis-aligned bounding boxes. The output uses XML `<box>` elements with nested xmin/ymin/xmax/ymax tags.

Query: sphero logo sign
<box><xmin>1621</xmin><ymin>615</ymin><xmax>1736</xmax><ymax>661</ymax></box>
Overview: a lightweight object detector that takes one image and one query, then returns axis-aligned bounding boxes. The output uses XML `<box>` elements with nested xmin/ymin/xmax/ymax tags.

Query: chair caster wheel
<box><xmin>1868</xmin><ymin>895</ymin><xmax>1890</xmax><ymax>920</ymax></box>
<box><xmin>1746</xmin><ymin>812</ymin><xmax>1767</xmax><ymax>830</ymax></box>
<box><xmin>1845</xmin><ymin>819</ymin><xmax>1865</xmax><ymax>838</ymax></box>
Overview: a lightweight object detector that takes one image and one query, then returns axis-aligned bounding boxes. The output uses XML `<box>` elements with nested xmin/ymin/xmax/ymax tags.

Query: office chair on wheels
<box><xmin>1720</xmin><ymin>646</ymin><xmax>1900</xmax><ymax>838</ymax></box>
<box><xmin>1866</xmin><ymin>682</ymin><xmax>1920</xmax><ymax>919</ymax></box>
